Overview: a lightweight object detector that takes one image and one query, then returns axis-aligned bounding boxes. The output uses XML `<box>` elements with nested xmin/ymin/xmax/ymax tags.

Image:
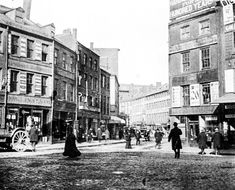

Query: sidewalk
<box><xmin>36</xmin><ymin>138</ymin><xmax>235</xmax><ymax>156</ymax></box>
<box><xmin>36</xmin><ymin>139</ymin><xmax>126</xmax><ymax>151</ymax></box>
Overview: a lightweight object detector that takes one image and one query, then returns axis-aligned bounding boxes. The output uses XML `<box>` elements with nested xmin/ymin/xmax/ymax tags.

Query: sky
<box><xmin>0</xmin><ymin>0</ymin><xmax>169</xmax><ymax>86</ymax></box>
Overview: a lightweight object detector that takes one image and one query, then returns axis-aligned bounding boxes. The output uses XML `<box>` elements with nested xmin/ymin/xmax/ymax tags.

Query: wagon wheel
<box><xmin>12</xmin><ymin>130</ymin><xmax>30</xmax><ymax>152</ymax></box>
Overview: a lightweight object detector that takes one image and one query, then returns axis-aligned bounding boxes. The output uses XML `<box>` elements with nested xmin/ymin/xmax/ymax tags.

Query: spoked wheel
<box><xmin>12</xmin><ymin>130</ymin><xmax>30</xmax><ymax>152</ymax></box>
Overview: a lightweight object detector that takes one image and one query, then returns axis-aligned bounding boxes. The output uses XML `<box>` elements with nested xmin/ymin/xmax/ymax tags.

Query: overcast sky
<box><xmin>1</xmin><ymin>0</ymin><xmax>169</xmax><ymax>86</ymax></box>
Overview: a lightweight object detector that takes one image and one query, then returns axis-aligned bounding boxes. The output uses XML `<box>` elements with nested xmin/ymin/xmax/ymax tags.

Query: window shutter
<box><xmin>34</xmin><ymin>41</ymin><xmax>42</xmax><ymax>60</ymax></box>
<box><xmin>8</xmin><ymin>33</ymin><xmax>11</xmax><ymax>54</ymax></box>
<box><xmin>48</xmin><ymin>45</ymin><xmax>53</xmax><ymax>63</ymax></box>
<box><xmin>35</xmin><ymin>74</ymin><xmax>41</xmax><ymax>96</ymax></box>
<box><xmin>19</xmin><ymin>71</ymin><xmax>26</xmax><ymax>94</ymax></box>
<box><xmin>171</xmin><ymin>86</ymin><xmax>182</xmax><ymax>107</ymax></box>
<box><xmin>47</xmin><ymin>76</ymin><xmax>52</xmax><ymax>97</ymax></box>
<box><xmin>210</xmin><ymin>81</ymin><xmax>219</xmax><ymax>102</ymax></box>
<box><xmin>7</xmin><ymin>69</ymin><xmax>10</xmax><ymax>92</ymax></box>
<box><xmin>20</xmin><ymin>37</ymin><xmax>27</xmax><ymax>57</ymax></box>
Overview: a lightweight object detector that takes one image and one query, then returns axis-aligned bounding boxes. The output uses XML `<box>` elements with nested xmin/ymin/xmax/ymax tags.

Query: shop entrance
<box><xmin>226</xmin><ymin>119</ymin><xmax>235</xmax><ymax>146</ymax></box>
<box><xmin>188</xmin><ymin>122</ymin><xmax>199</xmax><ymax>146</ymax></box>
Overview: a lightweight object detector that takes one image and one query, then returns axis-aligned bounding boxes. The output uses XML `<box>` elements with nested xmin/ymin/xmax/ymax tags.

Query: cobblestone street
<box><xmin>0</xmin><ymin>149</ymin><xmax>234</xmax><ymax>190</ymax></box>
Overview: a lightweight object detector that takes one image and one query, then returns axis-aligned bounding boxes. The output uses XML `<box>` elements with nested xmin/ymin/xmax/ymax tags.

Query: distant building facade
<box><xmin>120</xmin><ymin>84</ymin><xmax>170</xmax><ymax>130</ymax></box>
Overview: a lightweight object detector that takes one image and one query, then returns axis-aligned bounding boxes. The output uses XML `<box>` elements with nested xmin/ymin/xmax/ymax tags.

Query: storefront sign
<box><xmin>190</xmin><ymin>84</ymin><xmax>200</xmax><ymax>106</ymax></box>
<box><xmin>225</xmin><ymin>114</ymin><xmax>235</xmax><ymax>118</ymax></box>
<box><xmin>223</xmin><ymin>3</ymin><xmax>234</xmax><ymax>25</ymax></box>
<box><xmin>170</xmin><ymin>0</ymin><xmax>216</xmax><ymax>19</ymax></box>
<box><xmin>8</xmin><ymin>95</ymin><xmax>51</xmax><ymax>107</ymax></box>
<box><xmin>205</xmin><ymin>115</ymin><xmax>217</xmax><ymax>121</ymax></box>
<box><xmin>169</xmin><ymin>35</ymin><xmax>217</xmax><ymax>54</ymax></box>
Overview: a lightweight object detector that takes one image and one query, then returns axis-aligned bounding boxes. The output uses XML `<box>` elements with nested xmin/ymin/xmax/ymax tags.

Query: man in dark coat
<box><xmin>197</xmin><ymin>128</ymin><xmax>207</xmax><ymax>155</ymax></box>
<box><xmin>212</xmin><ymin>128</ymin><xmax>223</xmax><ymax>155</ymax></box>
<box><xmin>135</xmin><ymin>130</ymin><xmax>141</xmax><ymax>145</ymax></box>
<box><xmin>29</xmin><ymin>121</ymin><xmax>39</xmax><ymax>152</ymax></box>
<box><xmin>168</xmin><ymin>122</ymin><xmax>182</xmax><ymax>159</ymax></box>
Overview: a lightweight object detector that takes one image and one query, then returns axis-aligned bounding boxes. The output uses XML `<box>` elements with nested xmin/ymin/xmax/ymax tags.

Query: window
<box><xmin>199</xmin><ymin>19</ymin><xmax>210</xmax><ymax>35</ymax></box>
<box><xmin>94</xmin><ymin>60</ymin><xmax>98</xmax><ymax>71</ymax></box>
<box><xmin>62</xmin><ymin>53</ymin><xmax>66</xmax><ymax>69</ymax></box>
<box><xmin>69</xmin><ymin>84</ymin><xmax>74</xmax><ymax>102</ymax></box>
<box><xmin>62</xmin><ymin>81</ymin><xmax>67</xmax><ymax>100</ymax></box>
<box><xmin>182</xmin><ymin>85</ymin><xmax>190</xmax><ymax>106</ymax></box>
<box><xmin>10</xmin><ymin>70</ymin><xmax>19</xmax><ymax>92</ymax></box>
<box><xmin>27</xmin><ymin>39</ymin><xmax>34</xmax><ymax>58</ymax></box>
<box><xmin>11</xmin><ymin>35</ymin><xmax>19</xmax><ymax>55</ymax></box>
<box><xmin>26</xmin><ymin>73</ymin><xmax>33</xmax><ymax>94</ymax></box>
<box><xmin>202</xmin><ymin>83</ymin><xmax>210</xmax><ymax>104</ymax></box>
<box><xmin>42</xmin><ymin>44</ymin><xmax>48</xmax><ymax>61</ymax></box>
<box><xmin>70</xmin><ymin>56</ymin><xmax>74</xmax><ymax>72</ymax></box>
<box><xmin>89</xmin><ymin>57</ymin><xmax>92</xmax><ymax>68</ymax></box>
<box><xmin>54</xmin><ymin>49</ymin><xmax>58</xmax><ymax>65</ymax></box>
<box><xmin>89</xmin><ymin>75</ymin><xmax>93</xmax><ymax>89</ymax></box>
<box><xmin>54</xmin><ymin>79</ymin><xmax>59</xmax><ymax>98</ymax></box>
<box><xmin>83</xmin><ymin>54</ymin><xmax>87</xmax><ymax>65</ymax></box>
<box><xmin>182</xmin><ymin>52</ymin><xmax>190</xmax><ymax>72</ymax></box>
<box><xmin>180</xmin><ymin>25</ymin><xmax>190</xmax><ymax>39</ymax></box>
<box><xmin>201</xmin><ymin>47</ymin><xmax>210</xmax><ymax>69</ymax></box>
<box><xmin>41</xmin><ymin>76</ymin><xmax>47</xmax><ymax>96</ymax></box>
<box><xmin>0</xmin><ymin>31</ymin><xmax>2</xmax><ymax>48</ymax></box>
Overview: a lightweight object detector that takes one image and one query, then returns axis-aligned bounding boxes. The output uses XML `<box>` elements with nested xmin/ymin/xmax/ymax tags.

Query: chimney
<box><xmin>90</xmin><ymin>42</ymin><xmax>94</xmax><ymax>49</ymax></box>
<box><xmin>63</xmin><ymin>28</ymin><xmax>72</xmax><ymax>35</ymax></box>
<box><xmin>23</xmin><ymin>0</ymin><xmax>32</xmax><ymax>20</ymax></box>
<box><xmin>72</xmin><ymin>28</ymin><xmax>77</xmax><ymax>40</ymax></box>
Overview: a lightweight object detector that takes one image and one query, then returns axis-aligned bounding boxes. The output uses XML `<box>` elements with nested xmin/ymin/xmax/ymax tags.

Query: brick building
<box><xmin>169</xmin><ymin>0</ymin><xmax>235</xmax><ymax>147</ymax></box>
<box><xmin>0</xmin><ymin>4</ymin><xmax>54</xmax><ymax>147</ymax></box>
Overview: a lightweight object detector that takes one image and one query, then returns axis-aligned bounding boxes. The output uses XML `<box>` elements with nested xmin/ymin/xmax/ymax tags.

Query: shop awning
<box><xmin>109</xmin><ymin>116</ymin><xmax>126</xmax><ymax>124</ymax></box>
<box><xmin>211</xmin><ymin>93</ymin><xmax>235</xmax><ymax>104</ymax></box>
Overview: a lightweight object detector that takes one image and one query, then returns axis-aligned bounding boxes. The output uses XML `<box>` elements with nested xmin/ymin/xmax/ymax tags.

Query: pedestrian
<box><xmin>125</xmin><ymin>129</ymin><xmax>132</xmax><ymax>149</ymax></box>
<box><xmin>28</xmin><ymin>119</ymin><xmax>39</xmax><ymax>152</ymax></box>
<box><xmin>197</xmin><ymin>128</ymin><xmax>207</xmax><ymax>155</ymax></box>
<box><xmin>154</xmin><ymin>128</ymin><xmax>164</xmax><ymax>149</ymax></box>
<box><xmin>105</xmin><ymin>128</ymin><xmax>110</xmax><ymax>141</ymax></box>
<box><xmin>135</xmin><ymin>129</ymin><xmax>141</xmax><ymax>145</ymax></box>
<box><xmin>97</xmin><ymin>127</ymin><xmax>102</xmax><ymax>142</ymax></box>
<box><xmin>63</xmin><ymin>126</ymin><xmax>81</xmax><ymax>158</ymax></box>
<box><xmin>168</xmin><ymin>122</ymin><xmax>182</xmax><ymax>159</ymax></box>
<box><xmin>206</xmin><ymin>129</ymin><xmax>212</xmax><ymax>149</ymax></box>
<box><xmin>87</xmin><ymin>128</ymin><xmax>93</xmax><ymax>143</ymax></box>
<box><xmin>212</xmin><ymin>128</ymin><xmax>223</xmax><ymax>155</ymax></box>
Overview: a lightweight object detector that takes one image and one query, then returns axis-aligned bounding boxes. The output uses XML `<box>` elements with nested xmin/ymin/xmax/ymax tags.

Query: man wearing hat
<box><xmin>212</xmin><ymin>128</ymin><xmax>223</xmax><ymax>155</ymax></box>
<box><xmin>168</xmin><ymin>122</ymin><xmax>182</xmax><ymax>159</ymax></box>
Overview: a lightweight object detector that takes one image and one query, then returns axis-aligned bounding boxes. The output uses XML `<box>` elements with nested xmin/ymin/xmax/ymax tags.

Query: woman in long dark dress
<box><xmin>63</xmin><ymin>126</ymin><xmax>81</xmax><ymax>158</ymax></box>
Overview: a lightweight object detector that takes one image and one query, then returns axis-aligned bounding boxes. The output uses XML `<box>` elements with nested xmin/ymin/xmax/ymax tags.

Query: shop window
<box><xmin>10</xmin><ymin>70</ymin><xmax>19</xmax><ymax>92</ymax></box>
<box><xmin>201</xmin><ymin>47</ymin><xmax>210</xmax><ymax>69</ymax></box>
<box><xmin>182</xmin><ymin>52</ymin><xmax>190</xmax><ymax>72</ymax></box>
<box><xmin>199</xmin><ymin>19</ymin><xmax>210</xmax><ymax>35</ymax></box>
<box><xmin>202</xmin><ymin>83</ymin><xmax>211</xmax><ymax>104</ymax></box>
<box><xmin>41</xmin><ymin>76</ymin><xmax>48</xmax><ymax>96</ymax></box>
<box><xmin>54</xmin><ymin>49</ymin><xmax>58</xmax><ymax>65</ymax></box>
<box><xmin>26</xmin><ymin>73</ymin><xmax>33</xmax><ymax>94</ymax></box>
<box><xmin>183</xmin><ymin>85</ymin><xmax>190</xmax><ymax>106</ymax></box>
<box><xmin>27</xmin><ymin>39</ymin><xmax>34</xmax><ymax>58</ymax></box>
<box><xmin>42</xmin><ymin>43</ymin><xmax>48</xmax><ymax>62</ymax></box>
<box><xmin>11</xmin><ymin>35</ymin><xmax>19</xmax><ymax>55</ymax></box>
<box><xmin>180</xmin><ymin>25</ymin><xmax>190</xmax><ymax>40</ymax></box>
